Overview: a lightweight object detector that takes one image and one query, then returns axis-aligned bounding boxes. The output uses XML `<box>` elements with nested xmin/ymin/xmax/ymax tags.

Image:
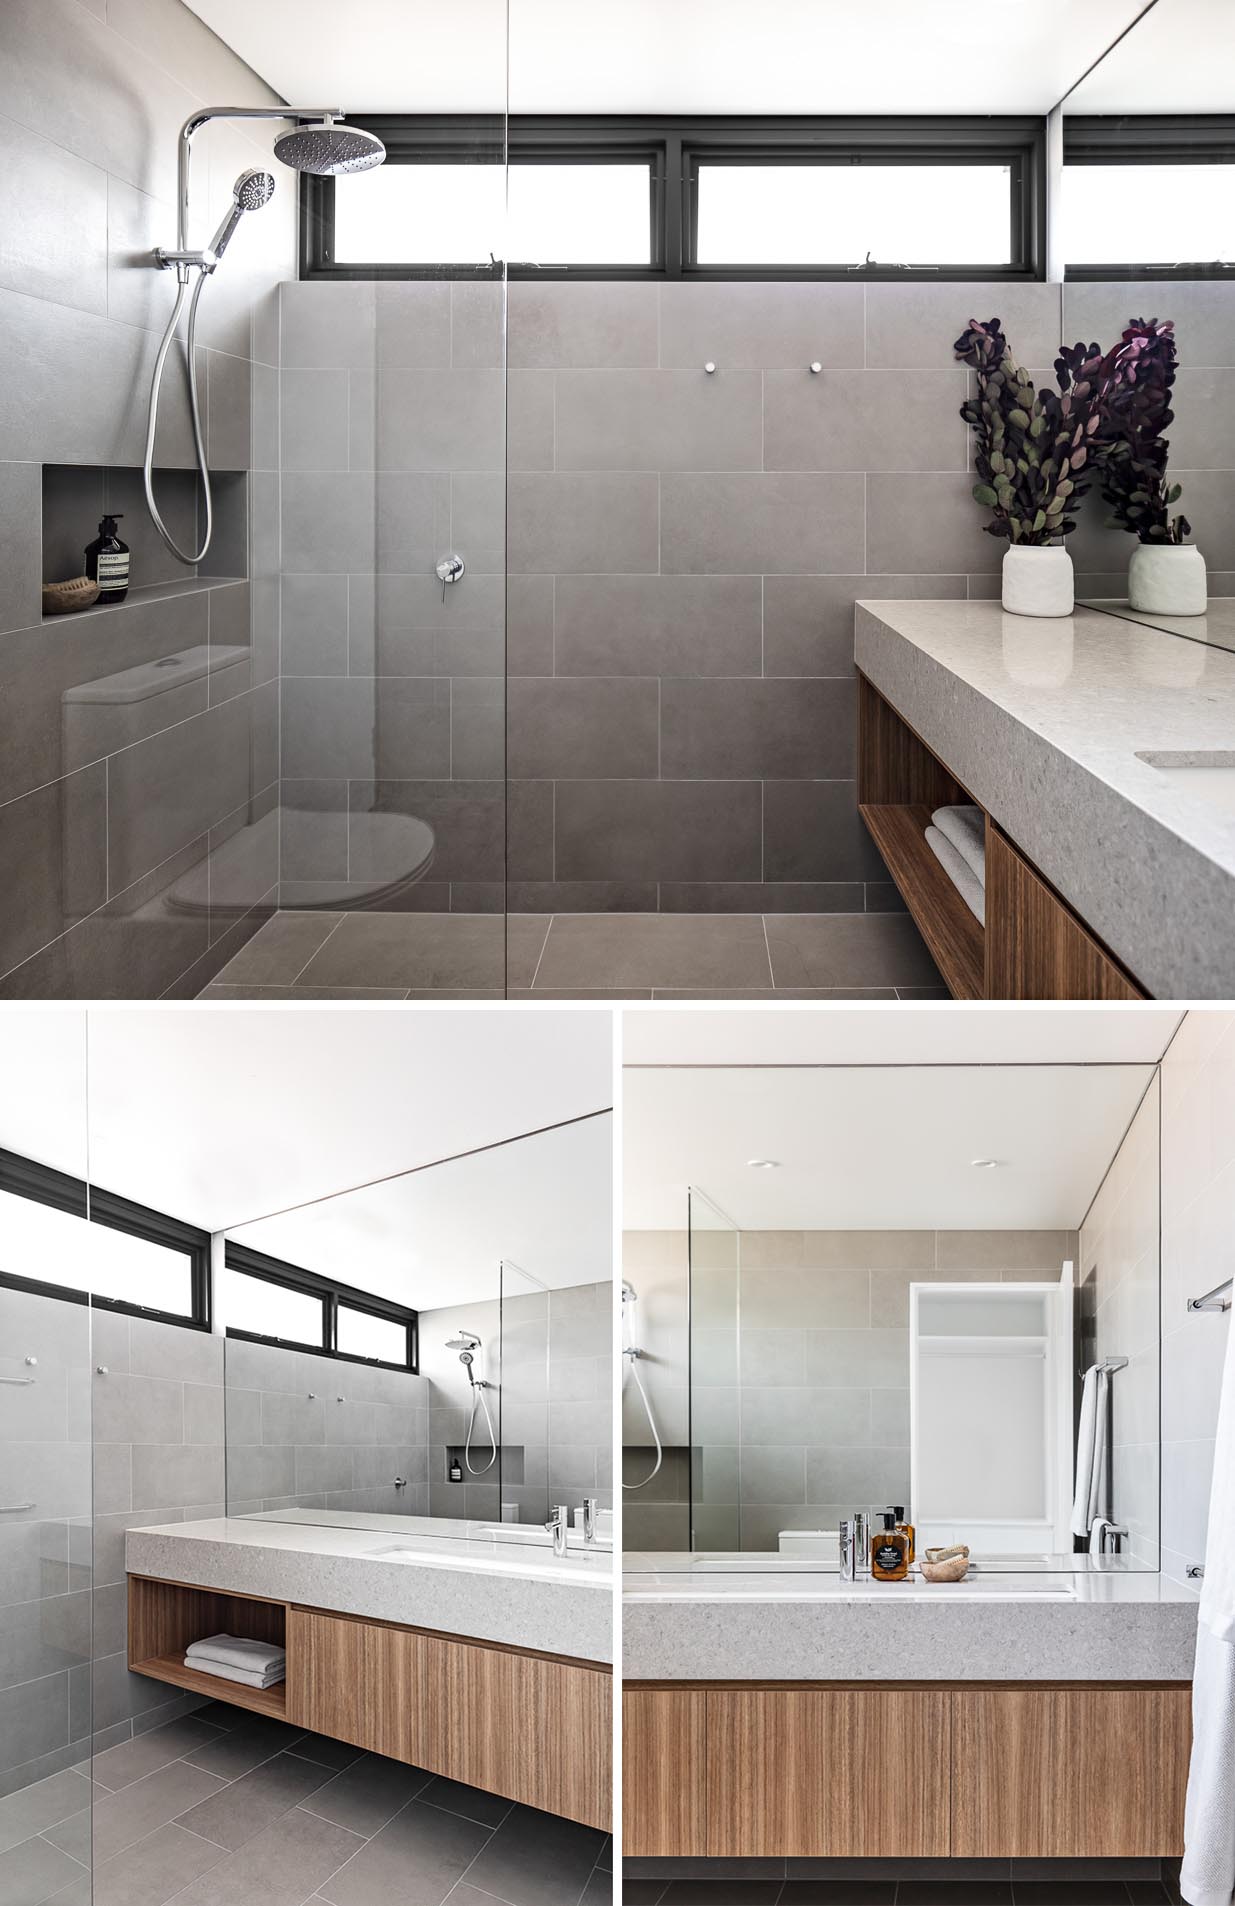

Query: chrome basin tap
<box><xmin>581</xmin><ymin>1496</ymin><xmax>599</xmax><ymax>1543</ymax></box>
<box><xmin>545</xmin><ymin>1503</ymin><xmax>570</xmax><ymax>1558</ymax></box>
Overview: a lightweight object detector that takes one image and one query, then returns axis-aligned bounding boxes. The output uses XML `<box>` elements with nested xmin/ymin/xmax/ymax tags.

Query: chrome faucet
<box><xmin>545</xmin><ymin>1502</ymin><xmax>570</xmax><ymax>1558</ymax></box>
<box><xmin>852</xmin><ymin>1509</ymin><xmax>871</xmax><ymax>1572</ymax></box>
<box><xmin>581</xmin><ymin>1496</ymin><xmax>599</xmax><ymax>1543</ymax></box>
<box><xmin>839</xmin><ymin>1519</ymin><xmax>859</xmax><ymax>1582</ymax></box>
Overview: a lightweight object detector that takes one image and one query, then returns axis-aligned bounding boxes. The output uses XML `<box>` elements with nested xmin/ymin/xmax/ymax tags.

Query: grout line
<box><xmin>527</xmin><ymin>915</ymin><xmax>554</xmax><ymax>990</ymax></box>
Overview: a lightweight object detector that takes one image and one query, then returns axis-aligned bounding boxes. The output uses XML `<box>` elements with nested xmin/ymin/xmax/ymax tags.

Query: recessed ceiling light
<box><xmin>970</xmin><ymin>1157</ymin><xmax>1000</xmax><ymax>1169</ymax></box>
<box><xmin>746</xmin><ymin>1158</ymin><xmax>780</xmax><ymax>1169</ymax></box>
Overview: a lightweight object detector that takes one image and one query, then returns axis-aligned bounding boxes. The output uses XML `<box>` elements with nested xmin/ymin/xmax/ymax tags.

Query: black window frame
<box><xmin>1063</xmin><ymin>115</ymin><xmax>1235</xmax><ymax>280</ymax></box>
<box><xmin>223</xmin><ymin>1242</ymin><xmax>419</xmax><ymax>1374</ymax></box>
<box><xmin>0</xmin><ymin>1147</ymin><xmax>212</xmax><ymax>1332</ymax></box>
<box><xmin>301</xmin><ymin>113</ymin><xmax>1045</xmax><ymax>282</ymax></box>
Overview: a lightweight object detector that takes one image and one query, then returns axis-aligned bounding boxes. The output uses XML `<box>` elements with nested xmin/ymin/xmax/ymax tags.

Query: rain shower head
<box><xmin>445</xmin><ymin>1331</ymin><xmax>481</xmax><ymax>1352</ymax></box>
<box><xmin>273</xmin><ymin>117</ymin><xmax>386</xmax><ymax>176</ymax></box>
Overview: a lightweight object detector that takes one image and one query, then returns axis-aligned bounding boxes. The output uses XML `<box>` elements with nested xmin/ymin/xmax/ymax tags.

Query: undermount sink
<box><xmin>1137</xmin><ymin>750</ymin><xmax>1235</xmax><ymax>817</ymax></box>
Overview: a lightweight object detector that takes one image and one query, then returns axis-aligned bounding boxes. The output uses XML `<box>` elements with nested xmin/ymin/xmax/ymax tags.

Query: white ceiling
<box><xmin>1</xmin><ymin>1006</ymin><xmax>612</xmax><ymax>1234</ymax></box>
<box><xmin>622</xmin><ymin>1006</ymin><xmax>1182</xmax><ymax>1069</ymax></box>
<box><xmin>230</xmin><ymin>1111</ymin><xmax>612</xmax><ymax>1307</ymax></box>
<box><xmin>184</xmin><ymin>0</ymin><xmax>1170</xmax><ymax>115</ymax></box>
<box><xmin>1068</xmin><ymin>0</ymin><xmax>1235</xmax><ymax>111</ymax></box>
<box><xmin>623</xmin><ymin>1061</ymin><xmax>1155</xmax><ymax>1231</ymax></box>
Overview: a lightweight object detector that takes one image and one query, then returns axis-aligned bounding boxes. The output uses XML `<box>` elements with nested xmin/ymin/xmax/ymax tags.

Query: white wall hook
<box><xmin>704</xmin><ymin>361</ymin><xmax>716</xmax><ymax>374</ymax></box>
<box><xmin>809</xmin><ymin>361</ymin><xmax>822</xmax><ymax>374</ymax></box>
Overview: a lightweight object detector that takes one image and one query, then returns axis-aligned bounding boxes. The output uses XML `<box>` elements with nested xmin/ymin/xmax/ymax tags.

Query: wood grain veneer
<box><xmin>985</xmin><ymin>826</ymin><xmax>1147</xmax><ymax>999</ymax></box>
<box><xmin>705</xmin><ymin>1688</ymin><xmax>952</xmax><ymax>1858</ymax></box>
<box><xmin>951</xmin><ymin>1685</ymin><xmax>1191</xmax><ymax>1857</ymax></box>
<box><xmin>859</xmin><ymin>803</ymin><xmax>985</xmax><ymax>999</ymax></box>
<box><xmin>857</xmin><ymin>672</ymin><xmax>970</xmax><ymax>808</ymax></box>
<box><xmin>623</xmin><ymin>1688</ymin><xmax>707</xmax><ymax>1857</ymax></box>
<box><xmin>128</xmin><ymin>1576</ymin><xmax>288</xmax><ymax>1719</ymax></box>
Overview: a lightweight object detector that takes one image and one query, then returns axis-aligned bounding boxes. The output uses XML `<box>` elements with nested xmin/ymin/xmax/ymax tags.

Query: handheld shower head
<box><xmin>206</xmin><ymin>169</ymin><xmax>275</xmax><ymax>266</ymax></box>
<box><xmin>273</xmin><ymin>116</ymin><xmax>385</xmax><ymax>176</ymax></box>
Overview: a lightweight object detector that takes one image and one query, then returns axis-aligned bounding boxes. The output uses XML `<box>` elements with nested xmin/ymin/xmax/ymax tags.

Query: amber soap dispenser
<box><xmin>892</xmin><ymin>1504</ymin><xmax>916</xmax><ymax>1562</ymax></box>
<box><xmin>870</xmin><ymin>1511</ymin><xmax>910</xmax><ymax>1581</ymax></box>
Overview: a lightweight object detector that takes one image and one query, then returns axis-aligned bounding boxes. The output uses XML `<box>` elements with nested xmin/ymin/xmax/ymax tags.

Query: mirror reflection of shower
<box><xmin>621</xmin><ymin>1281</ymin><xmax>663</xmax><ymax>1489</ymax></box>
<box><xmin>445</xmin><ymin>1329</ymin><xmax>498</xmax><ymax>1475</ymax></box>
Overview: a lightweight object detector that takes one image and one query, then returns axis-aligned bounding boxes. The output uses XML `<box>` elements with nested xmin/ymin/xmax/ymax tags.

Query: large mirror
<box><xmin>1062</xmin><ymin>0</ymin><xmax>1235</xmax><ymax>653</ymax></box>
<box><xmin>623</xmin><ymin>1062</ymin><xmax>1161</xmax><ymax>1571</ymax></box>
<box><xmin>221</xmin><ymin>1113</ymin><xmax>613</xmax><ymax>1549</ymax></box>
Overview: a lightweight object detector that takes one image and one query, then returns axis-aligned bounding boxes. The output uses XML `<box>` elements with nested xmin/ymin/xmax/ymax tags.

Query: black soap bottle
<box><xmin>85</xmin><ymin>514</ymin><xmax>129</xmax><ymax>604</ymax></box>
<box><xmin>449</xmin><ymin>1455</ymin><xmax>463</xmax><ymax>1483</ymax></box>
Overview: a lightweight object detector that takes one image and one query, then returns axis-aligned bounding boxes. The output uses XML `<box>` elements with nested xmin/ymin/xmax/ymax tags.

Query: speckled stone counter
<box><xmin>855</xmin><ymin>599</ymin><xmax>1235</xmax><ymax>998</ymax></box>
<box><xmin>128</xmin><ymin>1517</ymin><xmax>612</xmax><ymax>1663</ymax></box>
<box><xmin>623</xmin><ymin>1570</ymin><xmax>1198</xmax><ymax>1681</ymax></box>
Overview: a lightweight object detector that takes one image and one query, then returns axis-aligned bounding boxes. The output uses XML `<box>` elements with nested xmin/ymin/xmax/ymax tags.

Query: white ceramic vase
<box><xmin>1001</xmin><ymin>545</ymin><xmax>1074</xmax><ymax>618</ymax></box>
<box><xmin>1128</xmin><ymin>542</ymin><xmax>1208</xmax><ymax>617</ymax></box>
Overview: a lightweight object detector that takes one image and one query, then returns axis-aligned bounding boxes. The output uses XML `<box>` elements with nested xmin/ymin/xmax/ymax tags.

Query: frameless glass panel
<box><xmin>688</xmin><ymin>1186</ymin><xmax>740</xmax><ymax>1552</ymax></box>
<box><xmin>1062</xmin><ymin>162</ymin><xmax>1235</xmax><ymax>265</ymax></box>
<box><xmin>500</xmin><ymin>1260</ymin><xmax>549</xmax><ymax>1526</ymax></box>
<box><xmin>337</xmin><ymin>1304</ymin><xmax>407</xmax><ymax>1365</ymax></box>
<box><xmin>218</xmin><ymin>1265</ymin><xmax>324</xmax><ymax>1347</ymax></box>
<box><xmin>694</xmin><ymin>163</ymin><xmax>1013</xmax><ymax>266</ymax></box>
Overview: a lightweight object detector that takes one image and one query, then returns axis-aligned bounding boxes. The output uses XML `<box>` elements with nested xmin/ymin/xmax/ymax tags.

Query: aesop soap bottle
<box><xmin>892</xmin><ymin>1504</ymin><xmax>916</xmax><ymax>1562</ymax></box>
<box><xmin>85</xmin><ymin>514</ymin><xmax>130</xmax><ymax>604</ymax></box>
<box><xmin>870</xmin><ymin>1510</ymin><xmax>910</xmax><ymax>1581</ymax></box>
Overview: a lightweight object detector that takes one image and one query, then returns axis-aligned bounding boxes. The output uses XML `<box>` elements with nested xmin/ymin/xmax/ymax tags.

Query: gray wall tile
<box><xmin>865</xmin><ymin>282</ymin><xmax>1062</xmax><ymax>370</ymax></box>
<box><xmin>508</xmin><ymin>473</ymin><xmax>659</xmax><ymax>574</ymax></box>
<box><xmin>659</xmin><ymin>282</ymin><xmax>865</xmax><ymax>369</ymax></box>
<box><xmin>660</xmin><ymin>678</ymin><xmax>855</xmax><ymax>779</ymax></box>
<box><xmin>554</xmin><ymin>574</ymin><xmax>762</xmax><ymax>677</ymax></box>
<box><xmin>763</xmin><ymin>369</ymin><xmax>969</xmax><ymax>472</ymax></box>
<box><xmin>554</xmin><ymin>369</ymin><xmax>762</xmax><ymax>471</ymax></box>
<box><xmin>554</xmin><ymin>780</ymin><xmax>762</xmax><ymax>882</ymax></box>
<box><xmin>508</xmin><ymin>679</ymin><xmax>659</xmax><ymax>778</ymax></box>
<box><xmin>661</xmin><ymin>473</ymin><xmax>864</xmax><ymax>575</ymax></box>
<box><xmin>509</xmin><ymin>282</ymin><xmax>658</xmax><ymax>368</ymax></box>
<box><xmin>866</xmin><ymin>471</ymin><xmax>1001</xmax><ymax>574</ymax></box>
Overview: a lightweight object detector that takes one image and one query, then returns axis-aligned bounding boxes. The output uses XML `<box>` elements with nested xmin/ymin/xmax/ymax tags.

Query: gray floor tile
<box><xmin>764</xmin><ymin>913</ymin><xmax>941</xmax><ymax>988</ymax></box>
<box><xmin>167</xmin><ymin>1805</ymin><xmax>364</xmax><ymax>1906</ymax></box>
<box><xmin>579</xmin><ymin>1873</ymin><xmax>614</xmax><ymax>1906</ymax></box>
<box><xmin>1010</xmin><ymin>1866</ymin><xmax>1159</xmax><ymax>1881</ymax></box>
<box><xmin>0</xmin><ymin>1771</ymin><xmax>93</xmax><ymax>1853</ymax></box>
<box><xmin>0</xmin><ymin>1833</ymin><xmax>86</xmax><ymax>1906</ymax></box>
<box><xmin>781</xmin><ymin>1886</ymin><xmax>897</xmax><ymax>1905</ymax></box>
<box><xmin>615</xmin><ymin>1886</ymin><xmax>666</xmax><ymax>1906</ymax></box>
<box><xmin>418</xmin><ymin>1773</ymin><xmax>512</xmax><ymax>1827</ymax></box>
<box><xmin>198</xmin><ymin>984</ymin><xmax>410</xmax><ymax>999</ymax></box>
<box><xmin>214</xmin><ymin>911</ymin><xmax>344</xmax><ymax>985</ymax></box>
<box><xmin>531</xmin><ymin>914</ymin><xmax>773</xmax><ymax>991</ymax></box>
<box><xmin>191</xmin><ymin>1703</ymin><xmax>249</xmax><ymax>1731</ymax></box>
<box><xmin>464</xmin><ymin>1803</ymin><xmax>608</xmax><ymax>1906</ymax></box>
<box><xmin>174</xmin><ymin>1751</ymin><xmax>335</xmax><ymax>1851</ymax></box>
<box><xmin>92</xmin><ymin>1716</ymin><xmax>227</xmax><ymax>1791</ymax></box>
<box><xmin>317</xmin><ymin>1796</ymin><xmax>490</xmax><ymax>1906</ymax></box>
<box><xmin>659</xmin><ymin>1886</ymin><xmax>783</xmax><ymax>1906</ymax></box>
<box><xmin>1011</xmin><ymin>1888</ymin><xmax>1132</xmax><ymax>1905</ymax></box>
<box><xmin>46</xmin><ymin>1761</ymin><xmax>229</xmax><ymax>1865</ymax></box>
<box><xmin>1125</xmin><ymin>1887</ymin><xmax>1172</xmax><ymax>1905</ymax></box>
<box><xmin>88</xmin><ymin>1820</ymin><xmax>227</xmax><ymax>1906</ymax></box>
<box><xmin>897</xmin><ymin>1887</ymin><xmax>1013</xmax><ymax>1906</ymax></box>
<box><xmin>650</xmin><ymin>988</ymin><xmax>898</xmax><ymax>999</ymax></box>
<box><xmin>183</xmin><ymin>1718</ymin><xmax>313</xmax><ymax>1780</ymax></box>
<box><xmin>597</xmin><ymin>1836</ymin><xmax>612</xmax><ymax>1873</ymax></box>
<box><xmin>635</xmin><ymin>1863</ymin><xmax>787</xmax><ymax>1881</ymax></box>
<box><xmin>786</xmin><ymin>1866</ymin><xmax>902</xmax><ymax>1881</ymax></box>
<box><xmin>295</xmin><ymin>913</ymin><xmax>547</xmax><ymax>991</ymax></box>
<box><xmin>285</xmin><ymin>1736</ymin><xmax>367</xmax><ymax>1773</ymax></box>
<box><xmin>301</xmin><ymin>1753</ymin><xmax>432</xmax><ymax>1837</ymax></box>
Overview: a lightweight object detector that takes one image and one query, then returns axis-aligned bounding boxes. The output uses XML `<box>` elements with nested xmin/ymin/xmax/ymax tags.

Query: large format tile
<box><xmin>508</xmin><ymin>679</ymin><xmax>659</xmax><ymax>779</ymax></box>
<box><xmin>0</xmin><ymin>1769</ymin><xmax>92</xmax><ymax>1855</ymax></box>
<box><xmin>463</xmin><ymin>1802</ymin><xmax>608</xmax><ymax>1906</ymax></box>
<box><xmin>554</xmin><ymin>575</ymin><xmax>763</xmax><ymax>678</ymax></box>
<box><xmin>660</xmin><ymin>679</ymin><xmax>855</xmax><ymax>779</ymax></box>
<box><xmin>509</xmin><ymin>282</ymin><xmax>659</xmax><ymax>369</ymax></box>
<box><xmin>212</xmin><ymin>911</ymin><xmax>343</xmax><ymax>986</ymax></box>
<box><xmin>554</xmin><ymin>781</ymin><xmax>762</xmax><ymax>883</ymax></box>
<box><xmin>764</xmin><ymin>369</ymin><xmax>969</xmax><ymax>472</ymax></box>
<box><xmin>88</xmin><ymin>1820</ymin><xmax>226</xmax><ymax>1906</ymax></box>
<box><xmin>168</xmin><ymin>1805</ymin><xmax>363</xmax><ymax>1906</ymax></box>
<box><xmin>660</xmin><ymin>282</ymin><xmax>865</xmax><ymax>369</ymax></box>
<box><xmin>765</xmin><ymin>913</ymin><xmax>940</xmax><ymax>988</ymax></box>
<box><xmin>0</xmin><ymin>767</ymin><xmax>107</xmax><ymax>981</ymax></box>
<box><xmin>554</xmin><ymin>370</ymin><xmax>762</xmax><ymax>471</ymax></box>
<box><xmin>532</xmin><ymin>914</ymin><xmax>773</xmax><ymax>991</ymax></box>
<box><xmin>302</xmin><ymin>1753</ymin><xmax>431</xmax><ymax>1838</ymax></box>
<box><xmin>294</xmin><ymin>912</ymin><xmax>549</xmax><ymax>991</ymax></box>
<box><xmin>762</xmin><ymin>782</ymin><xmax>885</xmax><ymax>882</ymax></box>
<box><xmin>865</xmin><ymin>282</ymin><xmax>1062</xmax><ymax>370</ymax></box>
<box><xmin>0</xmin><ymin>1830</ymin><xmax>85</xmax><ymax>1905</ymax></box>
<box><xmin>762</xmin><ymin>575</ymin><xmax>966</xmax><ymax>678</ymax></box>
<box><xmin>508</xmin><ymin>473</ymin><xmax>660</xmax><ymax>574</ymax></box>
<box><xmin>661</xmin><ymin>473</ymin><xmax>864</xmax><ymax>574</ymax></box>
<box><xmin>173</xmin><ymin>1752</ymin><xmax>335</xmax><ymax>1853</ymax></box>
<box><xmin>319</xmin><ymin>1795</ymin><xmax>490</xmax><ymax>1906</ymax></box>
<box><xmin>46</xmin><ymin>1759</ymin><xmax>228</xmax><ymax>1865</ymax></box>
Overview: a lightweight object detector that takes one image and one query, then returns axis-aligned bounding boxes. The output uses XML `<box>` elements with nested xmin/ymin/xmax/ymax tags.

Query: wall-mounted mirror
<box><xmin>624</xmin><ymin>1061</ymin><xmax>1161</xmax><ymax>1571</ymax></box>
<box><xmin>1062</xmin><ymin>0</ymin><xmax>1235</xmax><ymax>653</ymax></box>
<box><xmin>222</xmin><ymin>1113</ymin><xmax>613</xmax><ymax>1550</ymax></box>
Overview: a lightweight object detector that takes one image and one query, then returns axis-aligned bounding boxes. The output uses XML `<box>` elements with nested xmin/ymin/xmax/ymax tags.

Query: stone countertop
<box><xmin>623</xmin><ymin>1566</ymin><xmax>1198</xmax><ymax>1681</ymax></box>
<box><xmin>127</xmin><ymin>1517</ymin><xmax>612</xmax><ymax>1665</ymax></box>
<box><xmin>854</xmin><ymin>598</ymin><xmax>1235</xmax><ymax>998</ymax></box>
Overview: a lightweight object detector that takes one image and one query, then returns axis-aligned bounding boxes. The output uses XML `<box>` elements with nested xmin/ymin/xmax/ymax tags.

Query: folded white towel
<box><xmin>931</xmin><ymin>804</ymin><xmax>986</xmax><ymax>884</ymax></box>
<box><xmin>184</xmin><ymin>1633</ymin><xmax>286</xmax><ymax>1675</ymax></box>
<box><xmin>1182</xmin><ymin>1304</ymin><xmax>1235</xmax><ymax>1906</ymax></box>
<box><xmin>925</xmin><ymin>826</ymin><xmax>985</xmax><ymax>924</ymax></box>
<box><xmin>1070</xmin><ymin>1365</ymin><xmax>1111</xmax><ymax>1539</ymax></box>
<box><xmin>185</xmin><ymin>1656</ymin><xmax>286</xmax><ymax>1689</ymax></box>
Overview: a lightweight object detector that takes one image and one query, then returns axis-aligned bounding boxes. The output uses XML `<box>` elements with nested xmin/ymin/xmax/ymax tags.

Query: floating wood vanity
<box><xmin>128</xmin><ymin>1567</ymin><xmax>612</xmax><ymax>1830</ymax></box>
<box><xmin>623</xmin><ymin>1680</ymin><xmax>1190</xmax><ymax>1858</ymax></box>
<box><xmin>858</xmin><ymin>674</ymin><xmax>1145</xmax><ymax>999</ymax></box>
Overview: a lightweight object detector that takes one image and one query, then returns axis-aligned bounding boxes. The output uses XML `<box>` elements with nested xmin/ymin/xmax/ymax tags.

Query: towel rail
<box><xmin>1091</xmin><ymin>1356</ymin><xmax>1128</xmax><ymax>1374</ymax></box>
<box><xmin>1188</xmin><ymin>1277</ymin><xmax>1233</xmax><ymax>1314</ymax></box>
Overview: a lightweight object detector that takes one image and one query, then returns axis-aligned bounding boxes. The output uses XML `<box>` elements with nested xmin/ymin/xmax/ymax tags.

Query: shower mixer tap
<box><xmin>435</xmin><ymin>554</ymin><xmax>466</xmax><ymax>602</ymax></box>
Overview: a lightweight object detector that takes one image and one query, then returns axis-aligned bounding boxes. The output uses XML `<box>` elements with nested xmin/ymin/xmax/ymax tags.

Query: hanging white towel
<box><xmin>1071</xmin><ymin>1364</ymin><xmax>1110</xmax><ymax>1539</ymax></box>
<box><xmin>1181</xmin><ymin>1310</ymin><xmax>1235</xmax><ymax>1906</ymax></box>
<box><xmin>931</xmin><ymin>804</ymin><xmax>986</xmax><ymax>885</ymax></box>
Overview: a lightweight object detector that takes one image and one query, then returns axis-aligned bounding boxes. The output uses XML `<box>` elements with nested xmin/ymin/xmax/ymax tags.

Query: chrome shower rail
<box><xmin>1189</xmin><ymin>1277</ymin><xmax>1233</xmax><ymax>1313</ymax></box>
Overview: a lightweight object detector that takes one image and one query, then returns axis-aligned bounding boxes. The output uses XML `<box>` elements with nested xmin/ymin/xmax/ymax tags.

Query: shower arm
<box><xmin>173</xmin><ymin>107</ymin><xmax>344</xmax><ymax>252</ymax></box>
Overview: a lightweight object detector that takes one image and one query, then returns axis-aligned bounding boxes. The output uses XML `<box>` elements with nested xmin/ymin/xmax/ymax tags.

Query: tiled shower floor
<box><xmin>1</xmin><ymin>1704</ymin><xmax>610</xmax><ymax>1906</ymax></box>
<box><xmin>200</xmin><ymin>910</ymin><xmax>945</xmax><ymax>1000</ymax></box>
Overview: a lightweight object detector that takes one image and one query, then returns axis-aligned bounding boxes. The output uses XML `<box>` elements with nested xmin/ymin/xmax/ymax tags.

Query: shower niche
<box><xmin>42</xmin><ymin>463</ymin><xmax>248</xmax><ymax>612</ymax></box>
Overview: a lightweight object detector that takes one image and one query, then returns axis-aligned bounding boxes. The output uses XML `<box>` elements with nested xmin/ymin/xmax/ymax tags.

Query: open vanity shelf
<box><xmin>128</xmin><ymin>1572</ymin><xmax>611</xmax><ymax>1829</ymax></box>
<box><xmin>857</xmin><ymin>674</ymin><xmax>1146</xmax><ymax>1000</ymax></box>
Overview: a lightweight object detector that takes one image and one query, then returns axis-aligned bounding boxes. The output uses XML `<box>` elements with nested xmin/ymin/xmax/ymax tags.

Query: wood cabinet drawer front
<box><xmin>426</xmin><ymin>1637</ymin><xmax>611</xmax><ymax>1831</ymax></box>
<box><xmin>985</xmin><ymin>827</ymin><xmax>1145</xmax><ymax>999</ymax></box>
<box><xmin>951</xmin><ymin>1688</ymin><xmax>1191</xmax><ymax>1858</ymax></box>
<box><xmin>623</xmin><ymin>1690</ymin><xmax>707</xmax><ymax>1857</ymax></box>
<box><xmin>286</xmin><ymin>1610</ymin><xmax>428</xmax><ymax>1763</ymax></box>
<box><xmin>705</xmin><ymin>1689</ymin><xmax>951</xmax><ymax>1859</ymax></box>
